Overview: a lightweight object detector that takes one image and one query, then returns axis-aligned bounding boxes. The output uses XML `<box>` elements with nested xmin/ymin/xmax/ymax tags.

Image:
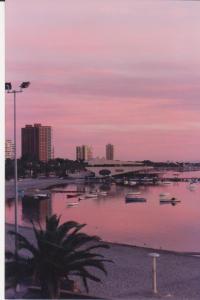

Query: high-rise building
<box><xmin>106</xmin><ymin>143</ymin><xmax>114</xmax><ymax>160</ymax></box>
<box><xmin>76</xmin><ymin>145</ymin><xmax>93</xmax><ymax>161</ymax></box>
<box><xmin>5</xmin><ymin>139</ymin><xmax>14</xmax><ymax>159</ymax></box>
<box><xmin>21</xmin><ymin>123</ymin><xmax>52</xmax><ymax>162</ymax></box>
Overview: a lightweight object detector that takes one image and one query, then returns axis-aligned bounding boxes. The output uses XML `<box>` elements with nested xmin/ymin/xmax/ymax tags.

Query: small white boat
<box><xmin>99</xmin><ymin>191</ymin><xmax>108</xmax><ymax>196</ymax></box>
<box><xmin>125</xmin><ymin>194</ymin><xmax>146</xmax><ymax>203</ymax></box>
<box><xmin>67</xmin><ymin>202</ymin><xmax>79</xmax><ymax>207</ymax></box>
<box><xmin>33</xmin><ymin>193</ymin><xmax>50</xmax><ymax>199</ymax></box>
<box><xmin>127</xmin><ymin>192</ymin><xmax>141</xmax><ymax>196</ymax></box>
<box><xmin>124</xmin><ymin>180</ymin><xmax>129</xmax><ymax>185</ymax></box>
<box><xmin>160</xmin><ymin>197</ymin><xmax>180</xmax><ymax>204</ymax></box>
<box><xmin>163</xmin><ymin>181</ymin><xmax>172</xmax><ymax>185</ymax></box>
<box><xmin>85</xmin><ymin>193</ymin><xmax>98</xmax><ymax>198</ymax></box>
<box><xmin>129</xmin><ymin>181</ymin><xmax>137</xmax><ymax>186</ymax></box>
<box><xmin>160</xmin><ymin>192</ymin><xmax>170</xmax><ymax>197</ymax></box>
<box><xmin>188</xmin><ymin>183</ymin><xmax>197</xmax><ymax>191</ymax></box>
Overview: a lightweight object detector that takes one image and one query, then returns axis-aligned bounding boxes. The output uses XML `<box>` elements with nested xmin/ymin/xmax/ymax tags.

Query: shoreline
<box><xmin>5</xmin><ymin>223</ymin><xmax>200</xmax><ymax>299</ymax></box>
<box><xmin>5</xmin><ymin>222</ymin><xmax>200</xmax><ymax>257</ymax></box>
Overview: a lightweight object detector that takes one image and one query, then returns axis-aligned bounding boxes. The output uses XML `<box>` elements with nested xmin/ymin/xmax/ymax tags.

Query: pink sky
<box><xmin>5</xmin><ymin>0</ymin><xmax>200</xmax><ymax>161</ymax></box>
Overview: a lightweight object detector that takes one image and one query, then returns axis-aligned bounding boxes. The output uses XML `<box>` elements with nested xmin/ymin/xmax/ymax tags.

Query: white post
<box><xmin>149</xmin><ymin>253</ymin><xmax>160</xmax><ymax>294</ymax></box>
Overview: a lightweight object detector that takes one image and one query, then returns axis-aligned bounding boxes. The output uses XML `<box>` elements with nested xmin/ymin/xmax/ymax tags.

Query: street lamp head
<box><xmin>5</xmin><ymin>82</ymin><xmax>12</xmax><ymax>91</ymax></box>
<box><xmin>20</xmin><ymin>81</ymin><xmax>30</xmax><ymax>89</ymax></box>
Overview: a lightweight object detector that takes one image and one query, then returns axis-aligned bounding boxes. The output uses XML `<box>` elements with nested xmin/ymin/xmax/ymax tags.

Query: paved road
<box><xmin>5</xmin><ymin>177</ymin><xmax>71</xmax><ymax>198</ymax></box>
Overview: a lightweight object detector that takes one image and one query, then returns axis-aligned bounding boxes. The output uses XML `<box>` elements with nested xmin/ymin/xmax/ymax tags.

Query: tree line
<box><xmin>5</xmin><ymin>157</ymin><xmax>87</xmax><ymax>180</ymax></box>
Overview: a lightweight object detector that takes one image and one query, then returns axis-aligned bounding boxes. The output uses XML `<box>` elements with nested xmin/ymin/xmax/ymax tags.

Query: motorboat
<box><xmin>85</xmin><ymin>193</ymin><xmax>98</xmax><ymax>198</ymax></box>
<box><xmin>159</xmin><ymin>192</ymin><xmax>170</xmax><ymax>197</ymax></box>
<box><xmin>67</xmin><ymin>202</ymin><xmax>79</xmax><ymax>207</ymax></box>
<box><xmin>160</xmin><ymin>197</ymin><xmax>180</xmax><ymax>204</ymax></box>
<box><xmin>188</xmin><ymin>183</ymin><xmax>197</xmax><ymax>191</ymax></box>
<box><xmin>125</xmin><ymin>194</ymin><xmax>146</xmax><ymax>203</ymax></box>
<box><xmin>126</xmin><ymin>192</ymin><xmax>141</xmax><ymax>196</ymax></box>
<box><xmin>33</xmin><ymin>193</ymin><xmax>50</xmax><ymax>200</ymax></box>
<box><xmin>124</xmin><ymin>180</ymin><xmax>129</xmax><ymax>185</ymax></box>
<box><xmin>163</xmin><ymin>181</ymin><xmax>172</xmax><ymax>185</ymax></box>
<box><xmin>129</xmin><ymin>181</ymin><xmax>137</xmax><ymax>186</ymax></box>
<box><xmin>66</xmin><ymin>194</ymin><xmax>76</xmax><ymax>198</ymax></box>
<box><xmin>99</xmin><ymin>191</ymin><xmax>108</xmax><ymax>196</ymax></box>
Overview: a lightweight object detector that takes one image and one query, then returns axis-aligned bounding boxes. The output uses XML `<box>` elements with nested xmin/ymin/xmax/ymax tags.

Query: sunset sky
<box><xmin>5</xmin><ymin>0</ymin><xmax>200</xmax><ymax>161</ymax></box>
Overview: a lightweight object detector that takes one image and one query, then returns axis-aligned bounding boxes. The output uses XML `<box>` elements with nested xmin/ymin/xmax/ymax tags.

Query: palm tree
<box><xmin>6</xmin><ymin>215</ymin><xmax>112</xmax><ymax>299</ymax></box>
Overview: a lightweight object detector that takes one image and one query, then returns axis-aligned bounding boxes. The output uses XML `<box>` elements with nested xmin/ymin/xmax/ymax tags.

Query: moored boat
<box><xmin>85</xmin><ymin>193</ymin><xmax>98</xmax><ymax>198</ymax></box>
<box><xmin>99</xmin><ymin>191</ymin><xmax>108</xmax><ymax>196</ymax></box>
<box><xmin>127</xmin><ymin>192</ymin><xmax>141</xmax><ymax>196</ymax></box>
<box><xmin>125</xmin><ymin>194</ymin><xmax>146</xmax><ymax>203</ymax></box>
<box><xmin>159</xmin><ymin>192</ymin><xmax>170</xmax><ymax>197</ymax></box>
<box><xmin>67</xmin><ymin>202</ymin><xmax>79</xmax><ymax>207</ymax></box>
<box><xmin>129</xmin><ymin>181</ymin><xmax>137</xmax><ymax>186</ymax></box>
<box><xmin>33</xmin><ymin>193</ymin><xmax>50</xmax><ymax>200</ymax></box>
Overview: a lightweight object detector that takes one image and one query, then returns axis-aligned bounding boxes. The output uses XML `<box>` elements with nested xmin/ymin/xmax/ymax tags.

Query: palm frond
<box><xmin>62</xmin><ymin>232</ymin><xmax>100</xmax><ymax>252</ymax></box>
<box><xmin>67</xmin><ymin>258</ymin><xmax>112</xmax><ymax>275</ymax></box>
<box><xmin>57</xmin><ymin>221</ymin><xmax>80</xmax><ymax>242</ymax></box>
<box><xmin>8</xmin><ymin>230</ymin><xmax>38</xmax><ymax>256</ymax></box>
<box><xmin>46</xmin><ymin>214</ymin><xmax>61</xmax><ymax>232</ymax></box>
<box><xmin>84</xmin><ymin>243</ymin><xmax>110</xmax><ymax>252</ymax></box>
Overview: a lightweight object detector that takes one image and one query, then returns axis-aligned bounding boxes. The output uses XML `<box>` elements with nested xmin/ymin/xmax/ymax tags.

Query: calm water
<box><xmin>6</xmin><ymin>174</ymin><xmax>200</xmax><ymax>252</ymax></box>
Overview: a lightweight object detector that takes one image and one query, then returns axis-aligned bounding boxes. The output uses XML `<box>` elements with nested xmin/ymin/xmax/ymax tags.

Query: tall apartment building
<box><xmin>5</xmin><ymin>139</ymin><xmax>14</xmax><ymax>159</ymax></box>
<box><xmin>76</xmin><ymin>145</ymin><xmax>93</xmax><ymax>161</ymax></box>
<box><xmin>106</xmin><ymin>143</ymin><xmax>114</xmax><ymax>160</ymax></box>
<box><xmin>21</xmin><ymin>124</ymin><xmax>52</xmax><ymax>162</ymax></box>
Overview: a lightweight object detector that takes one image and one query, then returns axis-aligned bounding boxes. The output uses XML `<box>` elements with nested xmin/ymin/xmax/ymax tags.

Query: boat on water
<box><xmin>160</xmin><ymin>197</ymin><xmax>180</xmax><ymax>204</ymax></box>
<box><xmin>163</xmin><ymin>181</ymin><xmax>172</xmax><ymax>185</ymax></box>
<box><xmin>85</xmin><ymin>193</ymin><xmax>98</xmax><ymax>198</ymax></box>
<box><xmin>129</xmin><ymin>181</ymin><xmax>137</xmax><ymax>186</ymax></box>
<box><xmin>126</xmin><ymin>192</ymin><xmax>141</xmax><ymax>196</ymax></box>
<box><xmin>159</xmin><ymin>192</ymin><xmax>170</xmax><ymax>197</ymax></box>
<box><xmin>99</xmin><ymin>191</ymin><xmax>108</xmax><ymax>196</ymax></box>
<box><xmin>33</xmin><ymin>193</ymin><xmax>50</xmax><ymax>200</ymax></box>
<box><xmin>188</xmin><ymin>183</ymin><xmax>197</xmax><ymax>191</ymax></box>
<box><xmin>124</xmin><ymin>180</ymin><xmax>129</xmax><ymax>185</ymax></box>
<box><xmin>67</xmin><ymin>202</ymin><xmax>79</xmax><ymax>207</ymax></box>
<box><xmin>125</xmin><ymin>194</ymin><xmax>146</xmax><ymax>203</ymax></box>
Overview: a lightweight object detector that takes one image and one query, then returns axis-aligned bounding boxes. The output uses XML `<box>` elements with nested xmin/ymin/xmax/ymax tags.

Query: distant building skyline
<box><xmin>106</xmin><ymin>144</ymin><xmax>114</xmax><ymax>160</ymax></box>
<box><xmin>21</xmin><ymin>123</ymin><xmax>52</xmax><ymax>162</ymax></box>
<box><xmin>5</xmin><ymin>139</ymin><xmax>14</xmax><ymax>159</ymax></box>
<box><xmin>76</xmin><ymin>145</ymin><xmax>93</xmax><ymax>161</ymax></box>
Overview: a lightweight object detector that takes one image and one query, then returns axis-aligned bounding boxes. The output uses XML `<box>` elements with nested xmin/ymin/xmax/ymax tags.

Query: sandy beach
<box><xmin>5</xmin><ymin>223</ymin><xmax>200</xmax><ymax>300</ymax></box>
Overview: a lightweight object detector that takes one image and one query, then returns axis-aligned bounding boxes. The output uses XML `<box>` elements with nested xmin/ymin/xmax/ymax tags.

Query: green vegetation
<box><xmin>6</xmin><ymin>215</ymin><xmax>112</xmax><ymax>299</ymax></box>
<box><xmin>5</xmin><ymin>158</ymin><xmax>87</xmax><ymax>180</ymax></box>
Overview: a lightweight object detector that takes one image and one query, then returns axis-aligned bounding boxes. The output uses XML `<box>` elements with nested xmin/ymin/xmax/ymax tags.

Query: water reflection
<box><xmin>21</xmin><ymin>197</ymin><xmax>52</xmax><ymax>225</ymax></box>
<box><xmin>5</xmin><ymin>180</ymin><xmax>200</xmax><ymax>252</ymax></box>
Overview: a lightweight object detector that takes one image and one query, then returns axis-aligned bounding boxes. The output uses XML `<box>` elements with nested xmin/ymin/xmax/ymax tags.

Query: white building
<box><xmin>86</xmin><ymin>158</ymin><xmax>153</xmax><ymax>177</ymax></box>
<box><xmin>5</xmin><ymin>139</ymin><xmax>14</xmax><ymax>159</ymax></box>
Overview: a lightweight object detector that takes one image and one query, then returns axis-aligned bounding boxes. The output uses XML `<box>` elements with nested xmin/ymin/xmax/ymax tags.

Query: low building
<box><xmin>85</xmin><ymin>158</ymin><xmax>153</xmax><ymax>177</ymax></box>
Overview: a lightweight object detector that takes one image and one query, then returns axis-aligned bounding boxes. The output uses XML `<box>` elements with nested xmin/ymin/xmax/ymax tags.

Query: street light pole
<box><xmin>5</xmin><ymin>82</ymin><xmax>30</xmax><ymax>257</ymax></box>
<box><xmin>14</xmin><ymin>90</ymin><xmax>19</xmax><ymax>255</ymax></box>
